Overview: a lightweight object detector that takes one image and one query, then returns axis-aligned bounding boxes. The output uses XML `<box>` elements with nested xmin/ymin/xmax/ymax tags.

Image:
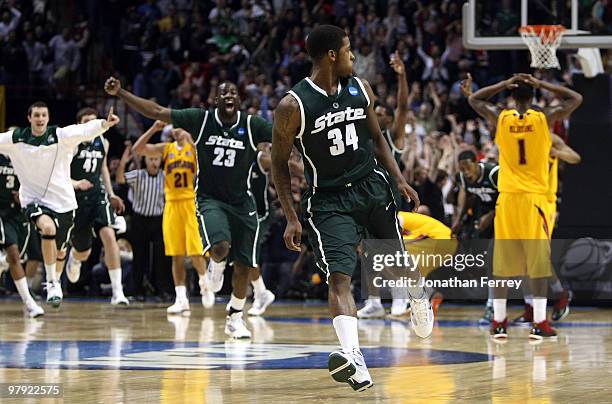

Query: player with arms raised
<box><xmin>468</xmin><ymin>73</ymin><xmax>582</xmax><ymax>340</ymax></box>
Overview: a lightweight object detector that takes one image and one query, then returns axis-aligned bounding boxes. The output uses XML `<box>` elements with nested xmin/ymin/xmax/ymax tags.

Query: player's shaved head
<box><xmin>511</xmin><ymin>82</ymin><xmax>534</xmax><ymax>104</ymax></box>
<box><xmin>458</xmin><ymin>150</ymin><xmax>477</xmax><ymax>163</ymax></box>
<box><xmin>306</xmin><ymin>25</ymin><xmax>347</xmax><ymax>62</ymax></box>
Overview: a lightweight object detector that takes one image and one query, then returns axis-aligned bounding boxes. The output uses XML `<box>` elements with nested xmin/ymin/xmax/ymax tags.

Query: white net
<box><xmin>520</xmin><ymin>25</ymin><xmax>566</xmax><ymax>69</ymax></box>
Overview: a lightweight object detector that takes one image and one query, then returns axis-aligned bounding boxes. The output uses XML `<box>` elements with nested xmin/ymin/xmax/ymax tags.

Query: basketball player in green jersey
<box><xmin>104</xmin><ymin>78</ymin><xmax>271</xmax><ymax>339</ymax></box>
<box><xmin>0</xmin><ymin>151</ymin><xmax>44</xmax><ymax>317</ymax></box>
<box><xmin>272</xmin><ymin>25</ymin><xmax>434</xmax><ymax>392</ymax></box>
<box><xmin>66</xmin><ymin>107</ymin><xmax>128</xmax><ymax>306</ymax></box>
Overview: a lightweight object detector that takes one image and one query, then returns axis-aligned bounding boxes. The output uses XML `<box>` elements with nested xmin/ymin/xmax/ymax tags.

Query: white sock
<box><xmin>27</xmin><ymin>277</ymin><xmax>33</xmax><ymax>289</ymax></box>
<box><xmin>229</xmin><ymin>294</ymin><xmax>246</xmax><ymax>312</ymax></box>
<box><xmin>198</xmin><ymin>272</ymin><xmax>206</xmax><ymax>285</ymax></box>
<box><xmin>45</xmin><ymin>263</ymin><xmax>57</xmax><ymax>283</ymax></box>
<box><xmin>108</xmin><ymin>268</ymin><xmax>124</xmax><ymax>296</ymax></box>
<box><xmin>493</xmin><ymin>299</ymin><xmax>507</xmax><ymax>322</ymax></box>
<box><xmin>486</xmin><ymin>298</ymin><xmax>493</xmax><ymax>308</ymax></box>
<box><xmin>488</xmin><ymin>286</ymin><xmax>495</xmax><ymax>300</ymax></box>
<box><xmin>333</xmin><ymin>315</ymin><xmax>359</xmax><ymax>353</ymax></box>
<box><xmin>251</xmin><ymin>276</ymin><xmax>266</xmax><ymax>295</ymax></box>
<box><xmin>550</xmin><ymin>279</ymin><xmax>564</xmax><ymax>293</ymax></box>
<box><xmin>175</xmin><ymin>285</ymin><xmax>187</xmax><ymax>301</ymax></box>
<box><xmin>209</xmin><ymin>259</ymin><xmax>226</xmax><ymax>273</ymax></box>
<box><xmin>533</xmin><ymin>298</ymin><xmax>547</xmax><ymax>323</ymax></box>
<box><xmin>367</xmin><ymin>296</ymin><xmax>382</xmax><ymax>306</ymax></box>
<box><xmin>15</xmin><ymin>277</ymin><xmax>35</xmax><ymax>306</ymax></box>
<box><xmin>524</xmin><ymin>294</ymin><xmax>533</xmax><ymax>306</ymax></box>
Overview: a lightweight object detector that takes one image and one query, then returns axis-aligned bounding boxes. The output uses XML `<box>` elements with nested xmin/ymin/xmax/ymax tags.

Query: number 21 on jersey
<box><xmin>328</xmin><ymin>123</ymin><xmax>358</xmax><ymax>156</ymax></box>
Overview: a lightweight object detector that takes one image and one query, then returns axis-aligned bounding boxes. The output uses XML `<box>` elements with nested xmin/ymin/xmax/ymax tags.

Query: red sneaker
<box><xmin>552</xmin><ymin>289</ymin><xmax>572</xmax><ymax>322</ymax></box>
<box><xmin>529</xmin><ymin>320</ymin><xmax>557</xmax><ymax>340</ymax></box>
<box><xmin>512</xmin><ymin>304</ymin><xmax>533</xmax><ymax>326</ymax></box>
<box><xmin>490</xmin><ymin>318</ymin><xmax>508</xmax><ymax>339</ymax></box>
<box><xmin>431</xmin><ymin>292</ymin><xmax>443</xmax><ymax>318</ymax></box>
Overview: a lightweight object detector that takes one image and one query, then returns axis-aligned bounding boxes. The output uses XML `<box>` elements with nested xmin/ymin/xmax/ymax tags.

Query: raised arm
<box><xmin>101</xmin><ymin>138</ymin><xmax>125</xmax><ymax>214</ymax></box>
<box><xmin>105</xmin><ymin>76</ymin><xmax>171</xmax><ymax>122</ymax></box>
<box><xmin>131</xmin><ymin>120</ymin><xmax>168</xmax><ymax>157</ymax></box>
<box><xmin>59</xmin><ymin>107</ymin><xmax>119</xmax><ymax>144</ymax></box>
<box><xmin>362</xmin><ymin>79</ymin><xmax>420</xmax><ymax>208</ymax></box>
<box><xmin>271</xmin><ymin>94</ymin><xmax>302</xmax><ymax>251</ymax></box>
<box><xmin>468</xmin><ymin>76</ymin><xmax>520</xmax><ymax>127</ymax></box>
<box><xmin>116</xmin><ymin>144</ymin><xmax>131</xmax><ymax>185</ymax></box>
<box><xmin>389</xmin><ymin>51</ymin><xmax>409</xmax><ymax>150</ymax></box>
<box><xmin>518</xmin><ymin>74</ymin><xmax>583</xmax><ymax>122</ymax></box>
<box><xmin>551</xmin><ymin>133</ymin><xmax>581</xmax><ymax>164</ymax></box>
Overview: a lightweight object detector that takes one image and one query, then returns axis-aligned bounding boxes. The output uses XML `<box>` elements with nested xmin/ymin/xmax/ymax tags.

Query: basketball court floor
<box><xmin>0</xmin><ymin>300</ymin><xmax>610</xmax><ymax>402</ymax></box>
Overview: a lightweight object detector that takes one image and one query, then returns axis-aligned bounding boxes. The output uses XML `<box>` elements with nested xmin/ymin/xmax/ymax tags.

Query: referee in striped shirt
<box><xmin>117</xmin><ymin>143</ymin><xmax>171</xmax><ymax>300</ymax></box>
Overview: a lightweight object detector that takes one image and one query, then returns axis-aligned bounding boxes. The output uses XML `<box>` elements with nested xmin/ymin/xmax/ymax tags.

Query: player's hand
<box><xmin>504</xmin><ymin>75</ymin><xmax>521</xmax><ymax>90</ymax></box>
<box><xmin>110</xmin><ymin>194</ymin><xmax>125</xmax><ymax>214</ymax></box>
<box><xmin>389</xmin><ymin>50</ymin><xmax>405</xmax><ymax>75</ymax></box>
<box><xmin>104</xmin><ymin>76</ymin><xmax>122</xmax><ymax>96</ymax></box>
<box><xmin>515</xmin><ymin>73</ymin><xmax>542</xmax><ymax>88</ymax></box>
<box><xmin>397</xmin><ymin>179</ymin><xmax>420</xmax><ymax>210</ymax></box>
<box><xmin>153</xmin><ymin>120</ymin><xmax>167</xmax><ymax>131</ymax></box>
<box><xmin>120</xmin><ymin>141</ymin><xmax>132</xmax><ymax>162</ymax></box>
<box><xmin>75</xmin><ymin>179</ymin><xmax>93</xmax><ymax>191</ymax></box>
<box><xmin>460</xmin><ymin>73</ymin><xmax>473</xmax><ymax>97</ymax></box>
<box><xmin>284</xmin><ymin>218</ymin><xmax>302</xmax><ymax>252</ymax></box>
<box><xmin>102</xmin><ymin>106</ymin><xmax>120</xmax><ymax>129</ymax></box>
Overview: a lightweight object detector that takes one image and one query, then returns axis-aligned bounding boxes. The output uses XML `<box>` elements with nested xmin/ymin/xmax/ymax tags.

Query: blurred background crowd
<box><xmin>0</xmin><ymin>0</ymin><xmax>611</xmax><ymax>302</ymax></box>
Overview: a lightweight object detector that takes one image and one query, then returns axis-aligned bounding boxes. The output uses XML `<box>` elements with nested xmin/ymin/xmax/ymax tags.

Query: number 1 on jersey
<box><xmin>518</xmin><ymin>139</ymin><xmax>527</xmax><ymax>165</ymax></box>
<box><xmin>328</xmin><ymin>123</ymin><xmax>358</xmax><ymax>156</ymax></box>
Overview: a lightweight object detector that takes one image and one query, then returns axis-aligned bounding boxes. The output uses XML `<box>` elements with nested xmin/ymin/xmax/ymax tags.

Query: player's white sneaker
<box><xmin>205</xmin><ymin>265</ymin><xmax>224</xmax><ymax>293</ymax></box>
<box><xmin>225</xmin><ymin>312</ymin><xmax>252</xmax><ymax>339</ymax></box>
<box><xmin>248</xmin><ymin>290</ymin><xmax>275</xmax><ymax>316</ymax></box>
<box><xmin>410</xmin><ymin>298</ymin><xmax>434</xmax><ymax>338</ymax></box>
<box><xmin>45</xmin><ymin>281</ymin><xmax>62</xmax><ymax>308</ymax></box>
<box><xmin>357</xmin><ymin>300</ymin><xmax>385</xmax><ymax>318</ymax></box>
<box><xmin>65</xmin><ymin>251</ymin><xmax>81</xmax><ymax>283</ymax></box>
<box><xmin>390</xmin><ymin>299</ymin><xmax>409</xmax><ymax>316</ymax></box>
<box><xmin>201</xmin><ymin>285</ymin><xmax>215</xmax><ymax>309</ymax></box>
<box><xmin>167</xmin><ymin>298</ymin><xmax>190</xmax><ymax>314</ymax></box>
<box><xmin>328</xmin><ymin>349</ymin><xmax>373</xmax><ymax>392</ymax></box>
<box><xmin>25</xmin><ymin>302</ymin><xmax>44</xmax><ymax>318</ymax></box>
<box><xmin>111</xmin><ymin>294</ymin><xmax>129</xmax><ymax>306</ymax></box>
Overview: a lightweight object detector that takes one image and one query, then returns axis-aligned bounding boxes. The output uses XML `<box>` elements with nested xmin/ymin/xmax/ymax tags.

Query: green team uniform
<box><xmin>70</xmin><ymin>136</ymin><xmax>115</xmax><ymax>252</ymax></box>
<box><xmin>458</xmin><ymin>162</ymin><xmax>499</xmax><ymax>216</ymax></box>
<box><xmin>384</xmin><ymin>129</ymin><xmax>404</xmax><ymax>167</ymax></box>
<box><xmin>289</xmin><ymin>76</ymin><xmax>402</xmax><ymax>277</ymax></box>
<box><xmin>249</xmin><ymin>151</ymin><xmax>271</xmax><ymax>254</ymax></box>
<box><xmin>171</xmin><ymin>108</ymin><xmax>272</xmax><ymax>266</ymax></box>
<box><xmin>0</xmin><ymin>154</ymin><xmax>42</xmax><ymax>261</ymax></box>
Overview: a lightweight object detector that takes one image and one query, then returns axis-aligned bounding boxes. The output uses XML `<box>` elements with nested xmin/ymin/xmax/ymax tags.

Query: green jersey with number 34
<box><xmin>288</xmin><ymin>76</ymin><xmax>376</xmax><ymax>190</ymax></box>
<box><xmin>171</xmin><ymin>108</ymin><xmax>272</xmax><ymax>204</ymax></box>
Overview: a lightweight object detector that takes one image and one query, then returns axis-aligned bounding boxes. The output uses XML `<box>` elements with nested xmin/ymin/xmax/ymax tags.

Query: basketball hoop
<box><xmin>519</xmin><ymin>25</ymin><xmax>566</xmax><ymax>69</ymax></box>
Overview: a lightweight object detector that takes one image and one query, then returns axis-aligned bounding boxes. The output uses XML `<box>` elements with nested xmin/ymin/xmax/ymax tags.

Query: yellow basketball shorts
<box><xmin>162</xmin><ymin>199</ymin><xmax>203</xmax><ymax>256</ymax></box>
<box><xmin>493</xmin><ymin>193</ymin><xmax>552</xmax><ymax>278</ymax></box>
<box><xmin>546</xmin><ymin>200</ymin><xmax>557</xmax><ymax>238</ymax></box>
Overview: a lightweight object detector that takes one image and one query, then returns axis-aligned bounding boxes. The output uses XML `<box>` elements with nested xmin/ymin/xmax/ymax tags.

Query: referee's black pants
<box><xmin>129</xmin><ymin>213</ymin><xmax>172</xmax><ymax>296</ymax></box>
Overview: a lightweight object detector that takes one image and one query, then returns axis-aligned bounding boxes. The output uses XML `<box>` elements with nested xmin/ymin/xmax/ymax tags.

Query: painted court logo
<box><xmin>0</xmin><ymin>341</ymin><xmax>488</xmax><ymax>370</ymax></box>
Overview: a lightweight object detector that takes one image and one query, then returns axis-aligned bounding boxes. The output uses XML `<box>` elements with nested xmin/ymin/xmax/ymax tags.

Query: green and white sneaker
<box><xmin>328</xmin><ymin>349</ymin><xmax>373</xmax><ymax>392</ymax></box>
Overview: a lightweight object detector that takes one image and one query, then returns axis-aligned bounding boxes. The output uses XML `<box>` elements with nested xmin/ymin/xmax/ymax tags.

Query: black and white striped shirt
<box><xmin>125</xmin><ymin>169</ymin><xmax>164</xmax><ymax>216</ymax></box>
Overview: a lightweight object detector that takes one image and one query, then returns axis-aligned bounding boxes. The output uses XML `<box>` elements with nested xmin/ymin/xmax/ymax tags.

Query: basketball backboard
<box><xmin>463</xmin><ymin>0</ymin><xmax>612</xmax><ymax>49</ymax></box>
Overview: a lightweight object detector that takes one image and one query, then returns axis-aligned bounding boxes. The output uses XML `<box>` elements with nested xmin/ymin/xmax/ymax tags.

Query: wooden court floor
<box><xmin>0</xmin><ymin>299</ymin><xmax>611</xmax><ymax>403</ymax></box>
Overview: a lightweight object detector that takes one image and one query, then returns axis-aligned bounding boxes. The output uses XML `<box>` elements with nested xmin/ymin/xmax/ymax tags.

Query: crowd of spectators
<box><xmin>1</xmin><ymin>0</ymin><xmax>611</xmax><ymax>301</ymax></box>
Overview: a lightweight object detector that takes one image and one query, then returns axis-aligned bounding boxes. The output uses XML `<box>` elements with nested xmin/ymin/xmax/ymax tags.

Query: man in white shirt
<box><xmin>0</xmin><ymin>102</ymin><xmax>119</xmax><ymax>307</ymax></box>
